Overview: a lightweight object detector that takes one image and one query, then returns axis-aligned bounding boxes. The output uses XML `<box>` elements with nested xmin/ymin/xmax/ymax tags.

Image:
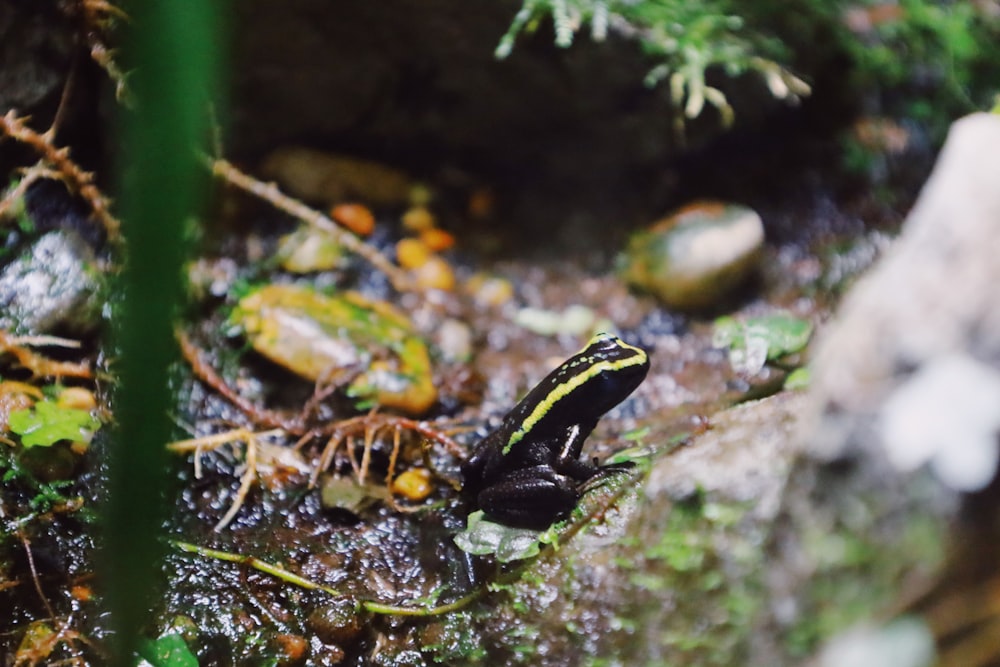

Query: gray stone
<box><xmin>644</xmin><ymin>391</ymin><xmax>803</xmax><ymax>522</ymax></box>
<box><xmin>0</xmin><ymin>230</ymin><xmax>102</xmax><ymax>335</ymax></box>
<box><xmin>621</xmin><ymin>202</ymin><xmax>765</xmax><ymax>310</ymax></box>
<box><xmin>805</xmin><ymin>113</ymin><xmax>1000</xmax><ymax>490</ymax></box>
<box><xmin>747</xmin><ymin>113</ymin><xmax>1000</xmax><ymax>664</ymax></box>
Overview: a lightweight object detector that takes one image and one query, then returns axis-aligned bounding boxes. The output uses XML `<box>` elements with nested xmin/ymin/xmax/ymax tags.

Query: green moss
<box><xmin>781</xmin><ymin>509</ymin><xmax>946</xmax><ymax>658</ymax></box>
<box><xmin>834</xmin><ymin>0</ymin><xmax>1000</xmax><ymax>184</ymax></box>
<box><xmin>617</xmin><ymin>496</ymin><xmax>761</xmax><ymax>665</ymax></box>
<box><xmin>642</xmin><ymin>497</ymin><xmax>749</xmax><ymax>569</ymax></box>
<box><xmin>421</xmin><ymin>612</ymin><xmax>489</xmax><ymax>664</ymax></box>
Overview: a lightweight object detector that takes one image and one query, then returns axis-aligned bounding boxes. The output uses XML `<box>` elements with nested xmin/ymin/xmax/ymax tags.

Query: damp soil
<box><xmin>0</xmin><ymin>140</ymin><xmax>910</xmax><ymax>665</ymax></box>
<box><xmin>139</xmin><ymin>177</ymin><xmax>894</xmax><ymax>665</ymax></box>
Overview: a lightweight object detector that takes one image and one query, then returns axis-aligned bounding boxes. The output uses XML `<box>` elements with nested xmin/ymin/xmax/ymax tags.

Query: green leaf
<box><xmin>710</xmin><ymin>315</ymin><xmax>742</xmax><ymax>348</ymax></box>
<box><xmin>713</xmin><ymin>312</ymin><xmax>812</xmax><ymax>375</ymax></box>
<box><xmin>604</xmin><ymin>445</ymin><xmax>652</xmax><ymax>467</ymax></box>
<box><xmin>137</xmin><ymin>633</ymin><xmax>199</xmax><ymax>667</ymax></box>
<box><xmin>453</xmin><ymin>511</ymin><xmax>544</xmax><ymax>563</ymax></box>
<box><xmin>621</xmin><ymin>425</ymin><xmax>650</xmax><ymax>443</ymax></box>
<box><xmin>784</xmin><ymin>366</ymin><xmax>811</xmax><ymax>390</ymax></box>
<box><xmin>745</xmin><ymin>314</ymin><xmax>812</xmax><ymax>357</ymax></box>
<box><xmin>8</xmin><ymin>400</ymin><xmax>101</xmax><ymax>448</ymax></box>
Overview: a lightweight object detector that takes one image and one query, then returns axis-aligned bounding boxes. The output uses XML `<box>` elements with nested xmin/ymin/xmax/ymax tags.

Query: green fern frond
<box><xmin>496</xmin><ymin>0</ymin><xmax>810</xmax><ymax>125</ymax></box>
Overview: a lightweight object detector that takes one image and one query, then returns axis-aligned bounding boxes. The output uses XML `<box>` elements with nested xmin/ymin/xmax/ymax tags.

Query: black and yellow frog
<box><xmin>461</xmin><ymin>333</ymin><xmax>650</xmax><ymax>529</ymax></box>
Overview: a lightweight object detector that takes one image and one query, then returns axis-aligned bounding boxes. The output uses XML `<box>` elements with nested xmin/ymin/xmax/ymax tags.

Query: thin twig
<box><xmin>207</xmin><ymin>157</ymin><xmax>413</xmax><ymax>292</ymax></box>
<box><xmin>358</xmin><ymin>424</ymin><xmax>375</xmax><ymax>485</ymax></box>
<box><xmin>167</xmin><ymin>428</ymin><xmax>286</xmax><ymax>531</ymax></box>
<box><xmin>166</xmin><ymin>427</ymin><xmax>285</xmax><ymax>454</ymax></box>
<box><xmin>385</xmin><ymin>427</ymin><xmax>403</xmax><ymax>505</ymax></box>
<box><xmin>384</xmin><ymin>426</ymin><xmax>427</xmax><ymax>514</ymax></box>
<box><xmin>50</xmin><ymin>52</ymin><xmax>80</xmax><ymax>138</ymax></box>
<box><xmin>172</xmin><ymin>540</ymin><xmax>342</xmax><ymax>596</ymax></box>
<box><xmin>7</xmin><ymin>335</ymin><xmax>83</xmax><ymax>349</ymax></box>
<box><xmin>171</xmin><ymin>539</ymin><xmax>484</xmax><ymax>617</ymax></box>
<box><xmin>215</xmin><ymin>430</ymin><xmax>258</xmax><ymax>531</ymax></box>
<box><xmin>0</xmin><ymin>111</ymin><xmax>120</xmax><ymax>243</ymax></box>
<box><xmin>309</xmin><ymin>413</ymin><xmax>465</xmax><ymax>487</ymax></box>
<box><xmin>74</xmin><ymin>0</ymin><xmax>130</xmax><ymax>103</ymax></box>
<box><xmin>0</xmin><ymin>330</ymin><xmax>91</xmax><ymax>379</ymax></box>
<box><xmin>17</xmin><ymin>529</ymin><xmax>57</xmax><ymax>622</ymax></box>
<box><xmin>0</xmin><ymin>163</ymin><xmax>58</xmax><ymax>221</ymax></box>
<box><xmin>176</xmin><ymin>329</ymin><xmax>303</xmax><ymax>433</ymax></box>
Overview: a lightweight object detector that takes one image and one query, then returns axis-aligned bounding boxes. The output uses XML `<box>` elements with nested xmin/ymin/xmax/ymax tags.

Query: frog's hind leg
<box><xmin>477</xmin><ymin>465</ymin><xmax>579</xmax><ymax>530</ymax></box>
<box><xmin>578</xmin><ymin>459</ymin><xmax>636</xmax><ymax>494</ymax></box>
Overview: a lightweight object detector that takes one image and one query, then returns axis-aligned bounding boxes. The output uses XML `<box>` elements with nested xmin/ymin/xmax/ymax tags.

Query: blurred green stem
<box><xmin>108</xmin><ymin>1</ymin><xmax>223</xmax><ymax>663</ymax></box>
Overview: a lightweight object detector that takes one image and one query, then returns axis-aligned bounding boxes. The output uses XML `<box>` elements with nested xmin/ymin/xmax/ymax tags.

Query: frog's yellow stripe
<box><xmin>503</xmin><ymin>337</ymin><xmax>647</xmax><ymax>455</ymax></box>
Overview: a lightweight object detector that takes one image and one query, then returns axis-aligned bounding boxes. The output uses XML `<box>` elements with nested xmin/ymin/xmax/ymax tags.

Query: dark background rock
<box><xmin>0</xmin><ymin>1</ymin><xmax>74</xmax><ymax>114</ymax></box>
<box><xmin>229</xmin><ymin>0</ymin><xmax>681</xmax><ymax>178</ymax></box>
<box><xmin>4</xmin><ymin>1</ymin><xmax>865</xmax><ymax>255</ymax></box>
<box><xmin>0</xmin><ymin>2</ymin><xmax>111</xmax><ymax>184</ymax></box>
<box><xmin>226</xmin><ymin>0</ymin><xmax>801</xmax><ymax>251</ymax></box>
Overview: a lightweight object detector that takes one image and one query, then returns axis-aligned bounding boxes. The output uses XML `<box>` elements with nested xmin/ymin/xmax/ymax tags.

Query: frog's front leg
<box><xmin>477</xmin><ymin>465</ymin><xmax>580</xmax><ymax>529</ymax></box>
<box><xmin>553</xmin><ymin>421</ymin><xmax>598</xmax><ymax>466</ymax></box>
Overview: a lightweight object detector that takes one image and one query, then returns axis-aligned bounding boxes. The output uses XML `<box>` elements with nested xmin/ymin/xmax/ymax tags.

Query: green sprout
<box><xmin>8</xmin><ymin>400</ymin><xmax>101</xmax><ymax>448</ymax></box>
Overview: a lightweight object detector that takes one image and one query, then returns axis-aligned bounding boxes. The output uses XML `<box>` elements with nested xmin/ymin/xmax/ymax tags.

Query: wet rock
<box><xmin>276</xmin><ymin>226</ymin><xmax>347</xmax><ymax>273</ymax></box>
<box><xmin>644</xmin><ymin>392</ymin><xmax>804</xmax><ymax>521</ymax></box>
<box><xmin>261</xmin><ymin>147</ymin><xmax>414</xmax><ymax>207</ymax></box>
<box><xmin>272</xmin><ymin>633</ymin><xmax>308</xmax><ymax>666</ymax></box>
<box><xmin>751</xmin><ymin>435</ymin><xmax>950</xmax><ymax>664</ymax></box>
<box><xmin>621</xmin><ymin>201</ymin><xmax>764</xmax><ymax>311</ymax></box>
<box><xmin>606</xmin><ymin>393</ymin><xmax>805</xmax><ymax>665</ymax></box>
<box><xmin>462</xmin><ymin>143</ymin><xmax>1000</xmax><ymax>657</ymax></box>
<box><xmin>307</xmin><ymin>598</ymin><xmax>366</xmax><ymax>646</ymax></box>
<box><xmin>18</xmin><ymin>442</ymin><xmax>77</xmax><ymax>482</ymax></box>
<box><xmin>228</xmin><ymin>2</ymin><xmax>802</xmax><ymax>246</ymax></box>
<box><xmin>816</xmin><ymin>619</ymin><xmax>934</xmax><ymax>667</ymax></box>
<box><xmin>880</xmin><ymin>354</ymin><xmax>1000</xmax><ymax>491</ymax></box>
<box><xmin>433</xmin><ymin>318</ymin><xmax>472</xmax><ymax>363</ymax></box>
<box><xmin>806</xmin><ymin>113</ymin><xmax>1000</xmax><ymax>489</ymax></box>
<box><xmin>466</xmin><ymin>393</ymin><xmax>806</xmax><ymax>666</ymax></box>
<box><xmin>0</xmin><ymin>3</ymin><xmax>74</xmax><ymax>114</ymax></box>
<box><xmin>0</xmin><ymin>230</ymin><xmax>102</xmax><ymax>335</ymax></box>
<box><xmin>753</xmin><ymin>113</ymin><xmax>1000</xmax><ymax>663</ymax></box>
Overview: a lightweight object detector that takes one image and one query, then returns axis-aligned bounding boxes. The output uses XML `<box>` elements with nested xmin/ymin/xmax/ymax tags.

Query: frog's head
<box><xmin>505</xmin><ymin>333</ymin><xmax>650</xmax><ymax>450</ymax></box>
<box><xmin>563</xmin><ymin>332</ymin><xmax>650</xmax><ymax>416</ymax></box>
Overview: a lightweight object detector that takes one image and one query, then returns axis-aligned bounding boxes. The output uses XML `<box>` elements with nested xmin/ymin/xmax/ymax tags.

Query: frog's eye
<box><xmin>585</xmin><ymin>332</ymin><xmax>622</xmax><ymax>354</ymax></box>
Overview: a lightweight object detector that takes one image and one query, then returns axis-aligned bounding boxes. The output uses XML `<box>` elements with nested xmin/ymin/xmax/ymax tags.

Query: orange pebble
<box><xmin>420</xmin><ymin>227</ymin><xmax>455</xmax><ymax>251</ymax></box>
<box><xmin>414</xmin><ymin>256</ymin><xmax>455</xmax><ymax>291</ymax></box>
<box><xmin>466</xmin><ymin>273</ymin><xmax>514</xmax><ymax>307</ymax></box>
<box><xmin>331</xmin><ymin>203</ymin><xmax>375</xmax><ymax>236</ymax></box>
<box><xmin>71</xmin><ymin>584</ymin><xmax>93</xmax><ymax>602</ymax></box>
<box><xmin>57</xmin><ymin>386</ymin><xmax>98</xmax><ymax>411</ymax></box>
<box><xmin>274</xmin><ymin>634</ymin><xmax>308</xmax><ymax>662</ymax></box>
<box><xmin>391</xmin><ymin>467</ymin><xmax>433</xmax><ymax>501</ymax></box>
<box><xmin>396</xmin><ymin>238</ymin><xmax>432</xmax><ymax>269</ymax></box>
<box><xmin>401</xmin><ymin>206</ymin><xmax>435</xmax><ymax>232</ymax></box>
